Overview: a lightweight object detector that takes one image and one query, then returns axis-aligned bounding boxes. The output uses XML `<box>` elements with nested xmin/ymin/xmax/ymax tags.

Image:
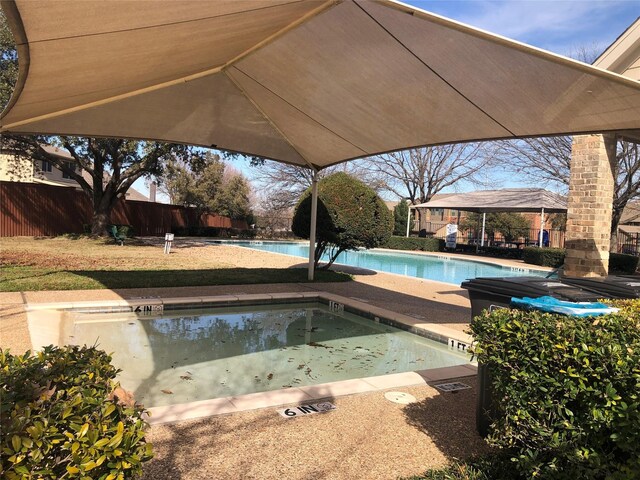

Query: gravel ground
<box><xmin>142</xmin><ymin>378</ymin><xmax>486</xmax><ymax>480</ymax></box>
<box><xmin>0</xmin><ymin>241</ymin><xmax>494</xmax><ymax>479</ymax></box>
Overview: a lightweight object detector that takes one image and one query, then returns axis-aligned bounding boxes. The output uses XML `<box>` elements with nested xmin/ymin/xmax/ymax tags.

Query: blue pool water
<box><xmin>214</xmin><ymin>241</ymin><xmax>548</xmax><ymax>285</ymax></box>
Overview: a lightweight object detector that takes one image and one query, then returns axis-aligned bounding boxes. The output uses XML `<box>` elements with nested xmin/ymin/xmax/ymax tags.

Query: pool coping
<box><xmin>25</xmin><ymin>292</ymin><xmax>476</xmax><ymax>425</ymax></box>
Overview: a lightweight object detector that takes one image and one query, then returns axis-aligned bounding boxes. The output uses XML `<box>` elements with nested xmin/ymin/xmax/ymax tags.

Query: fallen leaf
<box><xmin>161</xmin><ymin>389</ymin><xmax>173</xmax><ymax>395</ymax></box>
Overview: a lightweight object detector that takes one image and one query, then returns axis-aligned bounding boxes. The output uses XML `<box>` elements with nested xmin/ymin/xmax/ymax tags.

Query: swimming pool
<box><xmin>213</xmin><ymin>240</ymin><xmax>547</xmax><ymax>285</ymax></box>
<box><xmin>61</xmin><ymin>301</ymin><xmax>469</xmax><ymax>407</ymax></box>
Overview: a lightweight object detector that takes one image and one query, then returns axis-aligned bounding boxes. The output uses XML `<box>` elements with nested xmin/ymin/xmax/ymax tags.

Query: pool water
<box><xmin>68</xmin><ymin>302</ymin><xmax>469</xmax><ymax>407</ymax></box>
<box><xmin>214</xmin><ymin>240</ymin><xmax>547</xmax><ymax>285</ymax></box>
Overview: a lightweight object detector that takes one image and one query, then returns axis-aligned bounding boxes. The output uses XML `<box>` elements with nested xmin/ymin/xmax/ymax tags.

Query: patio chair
<box><xmin>108</xmin><ymin>225</ymin><xmax>126</xmax><ymax>246</ymax></box>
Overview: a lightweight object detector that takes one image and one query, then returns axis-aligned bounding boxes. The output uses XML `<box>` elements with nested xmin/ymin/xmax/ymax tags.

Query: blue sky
<box><xmin>141</xmin><ymin>1</ymin><xmax>640</xmax><ymax>200</ymax></box>
<box><xmin>410</xmin><ymin>0</ymin><xmax>639</xmax><ymax>56</ymax></box>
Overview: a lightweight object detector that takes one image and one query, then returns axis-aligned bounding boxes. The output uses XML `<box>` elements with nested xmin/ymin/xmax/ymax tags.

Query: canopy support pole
<box><xmin>481</xmin><ymin>213</ymin><xmax>486</xmax><ymax>247</ymax></box>
<box><xmin>308</xmin><ymin>170</ymin><xmax>319</xmax><ymax>281</ymax></box>
<box><xmin>406</xmin><ymin>205</ymin><xmax>412</xmax><ymax>237</ymax></box>
<box><xmin>538</xmin><ymin>208</ymin><xmax>545</xmax><ymax>247</ymax></box>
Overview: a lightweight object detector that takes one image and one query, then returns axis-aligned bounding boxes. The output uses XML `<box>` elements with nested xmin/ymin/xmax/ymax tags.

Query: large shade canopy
<box><xmin>413</xmin><ymin>188</ymin><xmax>567</xmax><ymax>213</ymax></box>
<box><xmin>2</xmin><ymin>0</ymin><xmax>640</xmax><ymax>170</ymax></box>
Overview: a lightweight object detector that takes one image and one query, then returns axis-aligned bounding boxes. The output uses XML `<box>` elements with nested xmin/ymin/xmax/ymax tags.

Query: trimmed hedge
<box><xmin>382</xmin><ymin>236</ymin><xmax>444</xmax><ymax>252</ymax></box>
<box><xmin>522</xmin><ymin>247</ymin><xmax>565</xmax><ymax>267</ymax></box>
<box><xmin>469</xmin><ymin>301</ymin><xmax>640</xmax><ymax>479</ymax></box>
<box><xmin>609</xmin><ymin>252</ymin><xmax>640</xmax><ymax>274</ymax></box>
<box><xmin>479</xmin><ymin>246</ymin><xmax>524</xmax><ymax>259</ymax></box>
<box><xmin>524</xmin><ymin>247</ymin><xmax>639</xmax><ymax>273</ymax></box>
<box><xmin>1</xmin><ymin>345</ymin><xmax>153</xmax><ymax>479</ymax></box>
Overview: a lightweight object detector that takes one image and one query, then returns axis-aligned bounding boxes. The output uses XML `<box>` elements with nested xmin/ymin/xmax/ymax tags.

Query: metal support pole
<box><xmin>405</xmin><ymin>205</ymin><xmax>412</xmax><ymax>237</ymax></box>
<box><xmin>539</xmin><ymin>208</ymin><xmax>545</xmax><ymax>247</ymax></box>
<box><xmin>481</xmin><ymin>213</ymin><xmax>486</xmax><ymax>247</ymax></box>
<box><xmin>308</xmin><ymin>170</ymin><xmax>319</xmax><ymax>281</ymax></box>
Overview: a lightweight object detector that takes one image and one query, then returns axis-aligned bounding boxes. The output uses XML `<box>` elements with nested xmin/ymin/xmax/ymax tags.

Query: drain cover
<box><xmin>384</xmin><ymin>391</ymin><xmax>417</xmax><ymax>404</ymax></box>
<box><xmin>434</xmin><ymin>382</ymin><xmax>471</xmax><ymax>392</ymax></box>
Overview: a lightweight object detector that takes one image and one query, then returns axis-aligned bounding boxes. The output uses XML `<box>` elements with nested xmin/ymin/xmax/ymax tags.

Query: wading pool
<box><xmin>29</xmin><ymin>297</ymin><xmax>471</xmax><ymax>410</ymax></box>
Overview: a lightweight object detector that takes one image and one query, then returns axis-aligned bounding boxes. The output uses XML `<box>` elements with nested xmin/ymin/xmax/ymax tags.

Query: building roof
<box><xmin>413</xmin><ymin>188</ymin><xmax>567</xmax><ymax>213</ymax></box>
<box><xmin>620</xmin><ymin>201</ymin><xmax>640</xmax><ymax>225</ymax></box>
<box><xmin>40</xmin><ymin>144</ymin><xmax>74</xmax><ymax>160</ymax></box>
<box><xmin>2</xmin><ymin>1</ymin><xmax>640</xmax><ymax>169</ymax></box>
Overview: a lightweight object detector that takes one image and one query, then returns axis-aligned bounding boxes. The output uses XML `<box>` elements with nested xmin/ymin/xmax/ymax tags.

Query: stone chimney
<box><xmin>149</xmin><ymin>182</ymin><xmax>157</xmax><ymax>203</ymax></box>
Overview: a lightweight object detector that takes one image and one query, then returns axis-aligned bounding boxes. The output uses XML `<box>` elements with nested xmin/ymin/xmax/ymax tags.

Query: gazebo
<box><xmin>2</xmin><ymin>0</ymin><xmax>640</xmax><ymax>279</ymax></box>
<box><xmin>411</xmin><ymin>188</ymin><xmax>567</xmax><ymax>247</ymax></box>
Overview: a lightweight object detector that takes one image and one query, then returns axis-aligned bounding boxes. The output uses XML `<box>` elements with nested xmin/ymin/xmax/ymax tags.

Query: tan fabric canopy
<box><xmin>413</xmin><ymin>188</ymin><xmax>567</xmax><ymax>213</ymax></box>
<box><xmin>2</xmin><ymin>0</ymin><xmax>640</xmax><ymax>170</ymax></box>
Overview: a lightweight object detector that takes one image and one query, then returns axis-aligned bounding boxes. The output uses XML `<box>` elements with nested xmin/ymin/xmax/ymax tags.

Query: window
<box><xmin>41</xmin><ymin>160</ymin><xmax>52</xmax><ymax>172</ymax></box>
<box><xmin>62</xmin><ymin>161</ymin><xmax>76</xmax><ymax>179</ymax></box>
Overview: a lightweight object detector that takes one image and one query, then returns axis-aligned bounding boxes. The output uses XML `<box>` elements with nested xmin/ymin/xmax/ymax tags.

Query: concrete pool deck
<box><xmin>0</xmin><ymin>243</ymin><xmax>510</xmax><ymax>479</ymax></box>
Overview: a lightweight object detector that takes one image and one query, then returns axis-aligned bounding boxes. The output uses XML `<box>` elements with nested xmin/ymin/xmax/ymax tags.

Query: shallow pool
<box><xmin>213</xmin><ymin>240</ymin><xmax>547</xmax><ymax>285</ymax></box>
<box><xmin>68</xmin><ymin>302</ymin><xmax>469</xmax><ymax>407</ymax></box>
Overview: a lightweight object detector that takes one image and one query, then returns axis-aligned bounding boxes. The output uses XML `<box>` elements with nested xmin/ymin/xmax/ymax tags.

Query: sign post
<box><xmin>164</xmin><ymin>233</ymin><xmax>174</xmax><ymax>254</ymax></box>
<box><xmin>445</xmin><ymin>223</ymin><xmax>458</xmax><ymax>250</ymax></box>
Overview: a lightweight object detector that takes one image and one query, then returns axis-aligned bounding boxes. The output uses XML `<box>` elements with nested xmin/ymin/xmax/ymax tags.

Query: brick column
<box><xmin>564</xmin><ymin>134</ymin><xmax>617</xmax><ymax>277</ymax></box>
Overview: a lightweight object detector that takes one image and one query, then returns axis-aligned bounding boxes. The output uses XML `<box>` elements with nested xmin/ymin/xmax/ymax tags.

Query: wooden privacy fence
<box><xmin>0</xmin><ymin>181</ymin><xmax>247</xmax><ymax>237</ymax></box>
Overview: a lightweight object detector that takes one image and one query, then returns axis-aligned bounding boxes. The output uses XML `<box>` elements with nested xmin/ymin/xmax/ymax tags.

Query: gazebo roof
<box><xmin>412</xmin><ymin>188</ymin><xmax>567</xmax><ymax>213</ymax></box>
<box><xmin>2</xmin><ymin>0</ymin><xmax>640</xmax><ymax>170</ymax></box>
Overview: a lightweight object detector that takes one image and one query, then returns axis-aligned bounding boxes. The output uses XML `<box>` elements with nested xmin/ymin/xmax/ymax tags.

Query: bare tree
<box><xmin>365</xmin><ymin>144</ymin><xmax>496</xmax><ymax>205</ymax></box>
<box><xmin>493</xmin><ymin>137</ymin><xmax>572</xmax><ymax>191</ymax></box>
<box><xmin>251</xmin><ymin>159</ymin><xmax>378</xmax><ymax>210</ymax></box>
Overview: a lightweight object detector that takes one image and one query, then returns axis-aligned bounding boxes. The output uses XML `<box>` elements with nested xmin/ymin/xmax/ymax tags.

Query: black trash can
<box><xmin>560</xmin><ymin>275</ymin><xmax>640</xmax><ymax>299</ymax></box>
<box><xmin>461</xmin><ymin>276</ymin><xmax>604</xmax><ymax>437</ymax></box>
<box><xmin>461</xmin><ymin>276</ymin><xmax>604</xmax><ymax>320</ymax></box>
<box><xmin>476</xmin><ymin>363</ymin><xmax>495</xmax><ymax>438</ymax></box>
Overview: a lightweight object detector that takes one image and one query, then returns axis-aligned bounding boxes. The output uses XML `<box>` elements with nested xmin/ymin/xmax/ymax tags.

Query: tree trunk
<box><xmin>90</xmin><ymin>191</ymin><xmax>118</xmax><ymax>236</ymax></box>
<box><xmin>91</xmin><ymin>209</ymin><xmax>111</xmax><ymax>236</ymax></box>
<box><xmin>610</xmin><ymin>207</ymin><xmax>623</xmax><ymax>253</ymax></box>
<box><xmin>320</xmin><ymin>247</ymin><xmax>345</xmax><ymax>270</ymax></box>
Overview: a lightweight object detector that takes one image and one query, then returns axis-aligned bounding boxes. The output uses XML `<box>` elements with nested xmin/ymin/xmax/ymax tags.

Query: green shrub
<box><xmin>479</xmin><ymin>246</ymin><xmax>524</xmax><ymax>259</ymax></box>
<box><xmin>404</xmin><ymin>455</ymin><xmax>516</xmax><ymax>480</ymax></box>
<box><xmin>292</xmin><ymin>172</ymin><xmax>393</xmax><ymax>268</ymax></box>
<box><xmin>609</xmin><ymin>252</ymin><xmax>639</xmax><ymax>274</ymax></box>
<box><xmin>393</xmin><ymin>200</ymin><xmax>410</xmax><ymax>236</ymax></box>
<box><xmin>522</xmin><ymin>247</ymin><xmax>565</xmax><ymax>267</ymax></box>
<box><xmin>382</xmin><ymin>236</ymin><xmax>444</xmax><ymax>252</ymax></box>
<box><xmin>470</xmin><ymin>303</ymin><xmax>640</xmax><ymax>479</ymax></box>
<box><xmin>1</xmin><ymin>345</ymin><xmax>153</xmax><ymax>479</ymax></box>
<box><xmin>524</xmin><ymin>247</ymin><xmax>639</xmax><ymax>273</ymax></box>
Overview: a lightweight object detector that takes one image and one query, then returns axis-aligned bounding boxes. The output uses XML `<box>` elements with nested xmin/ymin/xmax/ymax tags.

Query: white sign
<box><xmin>445</xmin><ymin>223</ymin><xmax>458</xmax><ymax>249</ymax></box>
<box><xmin>278</xmin><ymin>402</ymin><xmax>336</xmax><ymax>418</ymax></box>
<box><xmin>164</xmin><ymin>233</ymin><xmax>174</xmax><ymax>254</ymax></box>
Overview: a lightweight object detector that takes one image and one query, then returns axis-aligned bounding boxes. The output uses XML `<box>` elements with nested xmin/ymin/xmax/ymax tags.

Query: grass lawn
<box><xmin>0</xmin><ymin>237</ymin><xmax>350</xmax><ymax>291</ymax></box>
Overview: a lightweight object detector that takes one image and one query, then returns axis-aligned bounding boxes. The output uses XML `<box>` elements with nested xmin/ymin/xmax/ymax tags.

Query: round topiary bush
<box><xmin>292</xmin><ymin>172</ymin><xmax>393</xmax><ymax>268</ymax></box>
<box><xmin>1</xmin><ymin>345</ymin><xmax>153</xmax><ymax>479</ymax></box>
